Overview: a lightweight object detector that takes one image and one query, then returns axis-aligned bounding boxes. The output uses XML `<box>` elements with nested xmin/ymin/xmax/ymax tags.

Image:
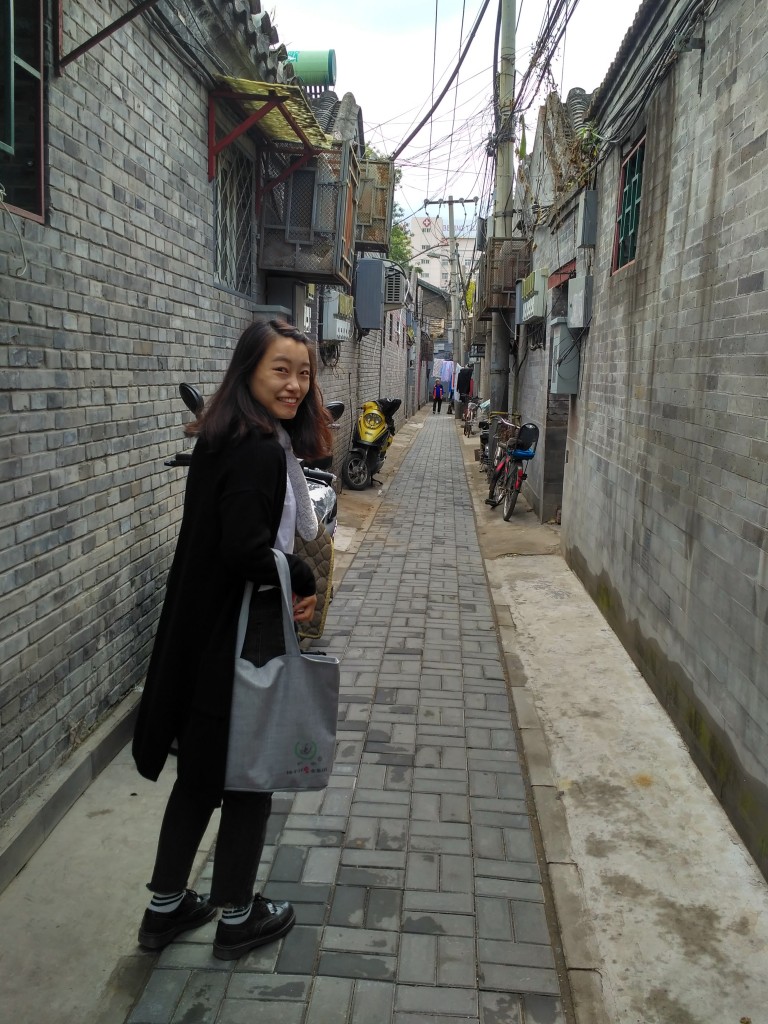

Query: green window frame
<box><xmin>613</xmin><ymin>138</ymin><xmax>645</xmax><ymax>271</ymax></box>
<box><xmin>1</xmin><ymin>0</ymin><xmax>44</xmax><ymax>218</ymax></box>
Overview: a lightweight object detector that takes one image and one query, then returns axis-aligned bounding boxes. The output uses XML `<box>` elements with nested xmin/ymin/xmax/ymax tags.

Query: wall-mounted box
<box><xmin>550</xmin><ymin>317</ymin><xmax>580</xmax><ymax>394</ymax></box>
<box><xmin>576</xmin><ymin>190</ymin><xmax>597</xmax><ymax>247</ymax></box>
<box><xmin>322</xmin><ymin>288</ymin><xmax>353</xmax><ymax>341</ymax></box>
<box><xmin>521</xmin><ymin>268</ymin><xmax>548</xmax><ymax>322</ymax></box>
<box><xmin>354</xmin><ymin>258</ymin><xmax>384</xmax><ymax>331</ymax></box>
<box><xmin>567</xmin><ymin>275</ymin><xmax>593</xmax><ymax>329</ymax></box>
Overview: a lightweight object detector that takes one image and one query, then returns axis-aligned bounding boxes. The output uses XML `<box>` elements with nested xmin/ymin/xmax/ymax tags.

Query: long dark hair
<box><xmin>188</xmin><ymin>319</ymin><xmax>333</xmax><ymax>461</ymax></box>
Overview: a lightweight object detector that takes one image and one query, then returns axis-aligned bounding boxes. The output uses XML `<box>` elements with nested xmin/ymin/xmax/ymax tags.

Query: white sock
<box><xmin>148</xmin><ymin>890</ymin><xmax>185</xmax><ymax>913</ymax></box>
<box><xmin>220</xmin><ymin>900</ymin><xmax>252</xmax><ymax>926</ymax></box>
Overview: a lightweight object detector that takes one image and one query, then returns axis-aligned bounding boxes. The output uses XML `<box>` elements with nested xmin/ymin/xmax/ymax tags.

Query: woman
<box><xmin>132</xmin><ymin>319</ymin><xmax>332</xmax><ymax>960</ymax></box>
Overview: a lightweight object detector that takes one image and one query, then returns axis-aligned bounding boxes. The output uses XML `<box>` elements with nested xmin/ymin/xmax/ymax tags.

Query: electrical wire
<box><xmin>391</xmin><ymin>0</ymin><xmax>493</xmax><ymax>161</ymax></box>
<box><xmin>444</xmin><ymin>0</ymin><xmax>468</xmax><ymax>198</ymax></box>
<box><xmin>427</xmin><ymin>0</ymin><xmax>440</xmax><ymax>199</ymax></box>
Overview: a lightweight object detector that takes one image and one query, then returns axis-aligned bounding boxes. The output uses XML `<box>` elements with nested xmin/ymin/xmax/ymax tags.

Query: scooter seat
<box><xmin>512</xmin><ymin>448</ymin><xmax>536</xmax><ymax>460</ymax></box>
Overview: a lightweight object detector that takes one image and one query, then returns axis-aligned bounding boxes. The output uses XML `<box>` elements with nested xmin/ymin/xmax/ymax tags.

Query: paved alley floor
<box><xmin>125</xmin><ymin>412</ymin><xmax>569</xmax><ymax>1024</ymax></box>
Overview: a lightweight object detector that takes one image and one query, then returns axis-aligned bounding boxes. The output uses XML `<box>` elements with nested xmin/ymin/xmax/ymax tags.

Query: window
<box><xmin>613</xmin><ymin>138</ymin><xmax>645</xmax><ymax>271</ymax></box>
<box><xmin>1</xmin><ymin>0</ymin><xmax>44</xmax><ymax>218</ymax></box>
<box><xmin>215</xmin><ymin>140</ymin><xmax>255</xmax><ymax>294</ymax></box>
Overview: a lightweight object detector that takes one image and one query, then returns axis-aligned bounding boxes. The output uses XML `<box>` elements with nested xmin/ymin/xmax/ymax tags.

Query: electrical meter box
<box><xmin>567</xmin><ymin>275</ymin><xmax>593</xmax><ymax>329</ymax></box>
<box><xmin>550</xmin><ymin>317</ymin><xmax>580</xmax><ymax>394</ymax></box>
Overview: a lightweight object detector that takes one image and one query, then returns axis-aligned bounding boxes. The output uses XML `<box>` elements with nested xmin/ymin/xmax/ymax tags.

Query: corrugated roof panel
<box><xmin>218</xmin><ymin>77</ymin><xmax>334</xmax><ymax>149</ymax></box>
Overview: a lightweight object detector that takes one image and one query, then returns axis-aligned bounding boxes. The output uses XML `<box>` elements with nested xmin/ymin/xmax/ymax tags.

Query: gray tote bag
<box><xmin>225</xmin><ymin>550</ymin><xmax>340</xmax><ymax>792</ymax></box>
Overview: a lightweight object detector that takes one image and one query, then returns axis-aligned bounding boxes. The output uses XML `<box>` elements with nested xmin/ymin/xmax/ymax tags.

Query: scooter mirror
<box><xmin>179</xmin><ymin>383</ymin><xmax>204</xmax><ymax>418</ymax></box>
<box><xmin>325</xmin><ymin>401</ymin><xmax>345</xmax><ymax>422</ymax></box>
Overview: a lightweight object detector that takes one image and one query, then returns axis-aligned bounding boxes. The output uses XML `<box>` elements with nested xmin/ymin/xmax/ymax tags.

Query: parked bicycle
<box><xmin>485</xmin><ymin>420</ymin><xmax>540</xmax><ymax>521</ymax></box>
<box><xmin>462</xmin><ymin>397</ymin><xmax>480</xmax><ymax>436</ymax></box>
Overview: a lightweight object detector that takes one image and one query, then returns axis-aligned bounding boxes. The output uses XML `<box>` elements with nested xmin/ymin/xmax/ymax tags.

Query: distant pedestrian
<box><xmin>432</xmin><ymin>380</ymin><xmax>444</xmax><ymax>414</ymax></box>
<box><xmin>133</xmin><ymin>318</ymin><xmax>332</xmax><ymax>960</ymax></box>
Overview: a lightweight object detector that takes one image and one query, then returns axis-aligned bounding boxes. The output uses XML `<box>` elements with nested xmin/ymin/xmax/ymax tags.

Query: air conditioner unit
<box><xmin>384</xmin><ymin>263</ymin><xmax>408</xmax><ymax>307</ymax></box>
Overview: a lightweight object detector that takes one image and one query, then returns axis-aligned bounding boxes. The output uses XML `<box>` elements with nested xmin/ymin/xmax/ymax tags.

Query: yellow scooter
<box><xmin>341</xmin><ymin>397</ymin><xmax>402</xmax><ymax>490</ymax></box>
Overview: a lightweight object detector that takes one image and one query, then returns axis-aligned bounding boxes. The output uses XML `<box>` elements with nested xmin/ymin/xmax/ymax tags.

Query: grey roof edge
<box><xmin>417</xmin><ymin>279</ymin><xmax>451</xmax><ymax>302</ymax></box>
<box><xmin>586</xmin><ymin>0</ymin><xmax>668</xmax><ymax>122</ymax></box>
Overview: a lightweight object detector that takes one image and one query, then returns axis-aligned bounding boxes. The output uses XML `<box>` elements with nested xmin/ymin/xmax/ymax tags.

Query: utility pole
<box><xmin>447</xmin><ymin>196</ymin><xmax>459</xmax><ymax>368</ymax></box>
<box><xmin>489</xmin><ymin>0</ymin><xmax>516</xmax><ymax>415</ymax></box>
<box><xmin>425</xmin><ymin>196</ymin><xmax>477</xmax><ymax>414</ymax></box>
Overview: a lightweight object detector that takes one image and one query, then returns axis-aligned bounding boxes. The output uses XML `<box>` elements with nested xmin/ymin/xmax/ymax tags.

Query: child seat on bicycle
<box><xmin>512</xmin><ymin>423</ymin><xmax>539</xmax><ymax>460</ymax></box>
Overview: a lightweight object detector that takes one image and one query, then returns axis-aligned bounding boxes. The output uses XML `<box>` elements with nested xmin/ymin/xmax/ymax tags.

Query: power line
<box><xmin>391</xmin><ymin>0</ymin><xmax>493</xmax><ymax>161</ymax></box>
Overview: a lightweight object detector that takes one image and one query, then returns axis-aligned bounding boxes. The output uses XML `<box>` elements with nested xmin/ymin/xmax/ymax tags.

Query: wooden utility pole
<box><xmin>489</xmin><ymin>0</ymin><xmax>516</xmax><ymax>414</ymax></box>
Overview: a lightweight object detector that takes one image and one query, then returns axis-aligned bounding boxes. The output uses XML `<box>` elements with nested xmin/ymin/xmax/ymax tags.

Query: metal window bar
<box><xmin>617</xmin><ymin>141</ymin><xmax>645</xmax><ymax>268</ymax></box>
<box><xmin>215</xmin><ymin>142</ymin><xmax>254</xmax><ymax>294</ymax></box>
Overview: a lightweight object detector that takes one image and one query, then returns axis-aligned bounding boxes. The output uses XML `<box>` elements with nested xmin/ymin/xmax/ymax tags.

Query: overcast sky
<box><xmin>271</xmin><ymin>1</ymin><xmax>640</xmax><ymax>234</ymax></box>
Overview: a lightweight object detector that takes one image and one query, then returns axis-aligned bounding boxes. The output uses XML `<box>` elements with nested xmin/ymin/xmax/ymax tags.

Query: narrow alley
<box><xmin>125</xmin><ymin>411</ymin><xmax>569</xmax><ymax>1023</ymax></box>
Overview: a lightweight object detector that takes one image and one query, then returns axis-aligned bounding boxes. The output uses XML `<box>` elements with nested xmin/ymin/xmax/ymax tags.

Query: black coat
<box><xmin>132</xmin><ymin>431</ymin><xmax>315</xmax><ymax>797</ymax></box>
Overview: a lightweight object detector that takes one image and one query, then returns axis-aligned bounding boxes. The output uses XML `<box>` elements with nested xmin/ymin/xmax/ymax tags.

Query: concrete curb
<box><xmin>0</xmin><ymin>690</ymin><xmax>140</xmax><ymax>896</ymax></box>
<box><xmin>457</xmin><ymin>422</ymin><xmax>609</xmax><ymax>1024</ymax></box>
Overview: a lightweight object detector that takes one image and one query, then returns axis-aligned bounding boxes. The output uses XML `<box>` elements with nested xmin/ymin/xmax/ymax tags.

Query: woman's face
<box><xmin>248</xmin><ymin>335</ymin><xmax>311</xmax><ymax>420</ymax></box>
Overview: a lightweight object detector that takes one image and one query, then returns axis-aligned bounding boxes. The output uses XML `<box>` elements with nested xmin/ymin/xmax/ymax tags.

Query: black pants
<box><xmin>148</xmin><ymin>590</ymin><xmax>283</xmax><ymax>907</ymax></box>
<box><xmin>433</xmin><ymin>397</ymin><xmax>442</xmax><ymax>413</ymax></box>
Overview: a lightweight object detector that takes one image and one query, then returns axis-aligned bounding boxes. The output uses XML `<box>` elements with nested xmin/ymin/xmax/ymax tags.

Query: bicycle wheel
<box><xmin>463</xmin><ymin>417</ymin><xmax>471</xmax><ymax>436</ymax></box>
<box><xmin>502</xmin><ymin>461</ymin><xmax>521</xmax><ymax>521</ymax></box>
<box><xmin>488</xmin><ymin>463</ymin><xmax>505</xmax><ymax>505</ymax></box>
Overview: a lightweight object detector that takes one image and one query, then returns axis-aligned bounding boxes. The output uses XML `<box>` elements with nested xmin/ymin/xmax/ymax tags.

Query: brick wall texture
<box><xmin>561</xmin><ymin>0</ymin><xmax>768</xmax><ymax>869</ymax></box>
<box><xmin>0</xmin><ymin>5</ymin><xmax>412</xmax><ymax>822</ymax></box>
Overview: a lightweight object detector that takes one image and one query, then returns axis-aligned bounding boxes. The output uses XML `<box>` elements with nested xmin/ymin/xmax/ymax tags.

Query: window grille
<box><xmin>614</xmin><ymin>139</ymin><xmax>645</xmax><ymax>271</ymax></box>
<box><xmin>0</xmin><ymin>0</ymin><xmax>44</xmax><ymax>218</ymax></box>
<box><xmin>215</xmin><ymin>141</ymin><xmax>254</xmax><ymax>294</ymax></box>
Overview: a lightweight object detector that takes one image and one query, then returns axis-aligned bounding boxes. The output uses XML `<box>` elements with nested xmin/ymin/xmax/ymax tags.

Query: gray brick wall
<box><xmin>0</xmin><ymin>5</ymin><xmax>275</xmax><ymax>822</ymax></box>
<box><xmin>561</xmin><ymin>0</ymin><xmax>768</xmax><ymax>873</ymax></box>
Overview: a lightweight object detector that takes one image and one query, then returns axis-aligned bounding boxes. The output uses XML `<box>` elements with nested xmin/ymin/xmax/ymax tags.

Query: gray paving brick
<box><xmin>510</xmin><ymin>901</ymin><xmax>551</xmax><ymax>944</ymax></box>
<box><xmin>227</xmin><ymin>974</ymin><xmax>310</xmax><ymax>1000</ymax></box>
<box><xmin>477</xmin><ymin>939</ymin><xmax>555</xmax><ymax>969</ymax></box>
<box><xmin>127</xmin><ymin>969</ymin><xmax>191</xmax><ymax>1024</ymax></box>
<box><xmin>217</xmin><ymin>999</ymin><xmax>303</xmax><ymax>1024</ymax></box>
<box><xmin>522</xmin><ymin>994</ymin><xmax>568</xmax><ymax>1024</ymax></box>
<box><xmin>440</xmin><ymin>853</ymin><xmax>475</xmax><ymax>892</ymax></box>
<box><xmin>169</xmin><ymin>971</ymin><xmax>228</xmax><ymax>1024</ymax></box>
<box><xmin>323</xmin><ymin>926</ymin><xmax>399</xmax><ymax>955</ymax></box>
<box><xmin>402</xmin><ymin>911</ymin><xmax>475</xmax><ymax>936</ymax></box>
<box><xmin>305</xmin><ymin>977</ymin><xmax>354</xmax><ymax>1024</ymax></box>
<box><xmin>438</xmin><ymin>935</ymin><xmax>477</xmax><ymax>987</ymax></box>
<box><xmin>476</xmin><ymin>858</ymin><xmax>541</xmax><ymax>882</ymax></box>
<box><xmin>337</xmin><ymin>865</ymin><xmax>405</xmax><ymax>887</ymax></box>
<box><xmin>303</xmin><ymin>846</ymin><xmax>342</xmax><ymax>883</ymax></box>
<box><xmin>476</xmin><ymin>897</ymin><xmax>514</xmax><ymax>941</ymax></box>
<box><xmin>479</xmin><ymin>990</ymin><xmax>524</xmax><ymax>1024</ymax></box>
<box><xmin>376</xmin><ymin>817</ymin><xmax>408</xmax><ymax>850</ymax></box>
<box><xmin>270</xmin><ymin>845</ymin><xmax>307</xmax><ymax>882</ymax></box>
<box><xmin>397</xmin><ymin>932</ymin><xmax>437</xmax><ymax>984</ymax></box>
<box><xmin>476</xmin><ymin>877</ymin><xmax>544</xmax><ymax>902</ymax></box>
<box><xmin>403</xmin><ymin>889</ymin><xmax>474</xmax><ymax>914</ymax></box>
<box><xmin>366</xmin><ymin>887</ymin><xmax>403</xmax><ymax>930</ymax></box>
<box><xmin>405</xmin><ymin>851</ymin><xmax>439</xmax><ymax>889</ymax></box>
<box><xmin>275</xmin><ymin>925</ymin><xmax>323</xmax><ymax>975</ymax></box>
<box><xmin>329</xmin><ymin>885</ymin><xmax>366</xmax><ymax>927</ymax></box>
<box><xmin>318</xmin><ymin>951</ymin><xmax>396</xmax><ymax>981</ymax></box>
<box><xmin>395</xmin><ymin>983</ymin><xmax>478</xmax><ymax>1016</ymax></box>
<box><xmin>479</xmin><ymin>963</ymin><xmax>561</xmax><ymax>995</ymax></box>
<box><xmin>350</xmin><ymin>979</ymin><xmax>396</xmax><ymax>1022</ymax></box>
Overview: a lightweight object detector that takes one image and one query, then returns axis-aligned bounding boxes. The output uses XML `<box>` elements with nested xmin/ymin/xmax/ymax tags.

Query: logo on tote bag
<box><xmin>295</xmin><ymin>740</ymin><xmax>318</xmax><ymax>761</ymax></box>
